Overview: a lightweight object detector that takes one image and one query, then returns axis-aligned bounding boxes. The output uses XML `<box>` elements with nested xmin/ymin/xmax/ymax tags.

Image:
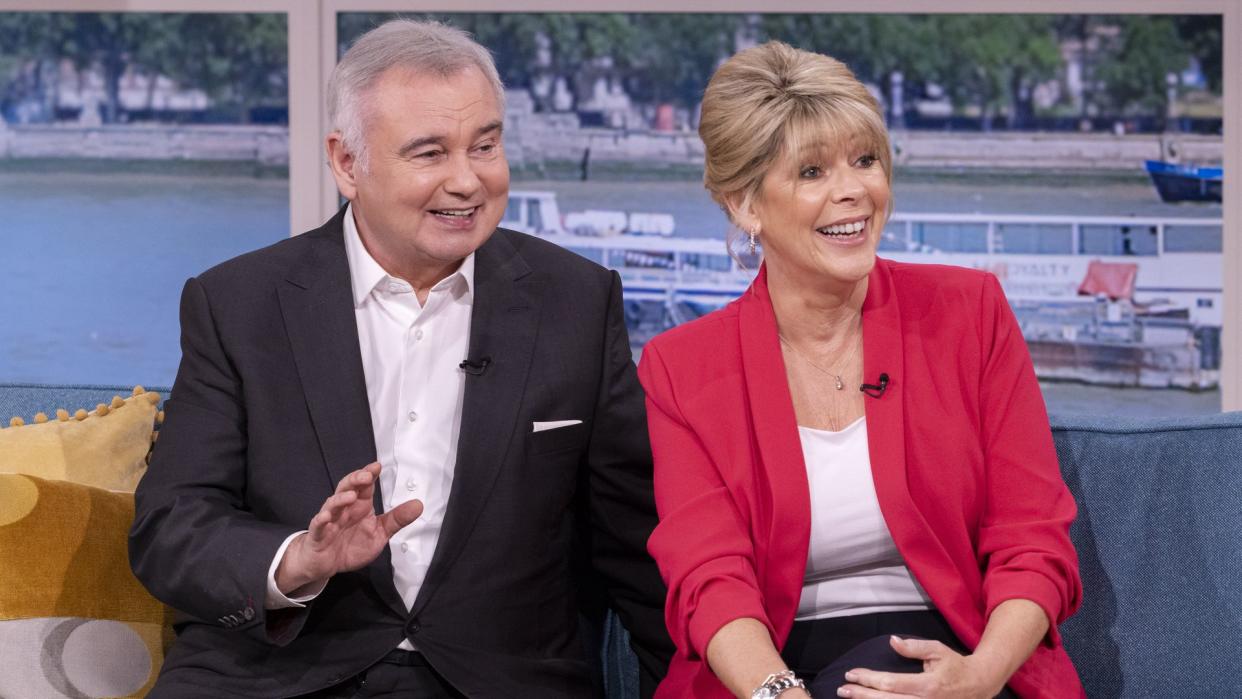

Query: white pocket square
<box><xmin>532</xmin><ymin>420</ymin><xmax>582</xmax><ymax>433</ymax></box>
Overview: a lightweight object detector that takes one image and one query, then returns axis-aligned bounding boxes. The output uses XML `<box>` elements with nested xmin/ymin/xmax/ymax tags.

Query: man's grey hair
<box><xmin>327</xmin><ymin>19</ymin><xmax>505</xmax><ymax>170</ymax></box>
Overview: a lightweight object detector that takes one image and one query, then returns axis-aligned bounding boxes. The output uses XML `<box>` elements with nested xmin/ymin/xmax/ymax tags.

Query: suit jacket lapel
<box><xmin>737</xmin><ymin>266</ymin><xmax>811</xmax><ymax>637</ymax></box>
<box><xmin>278</xmin><ymin>209</ymin><xmax>377</xmax><ymax>489</ymax></box>
<box><xmin>411</xmin><ymin>231</ymin><xmax>543</xmax><ymax>616</ymax></box>
<box><xmin>277</xmin><ymin>209</ymin><xmax>406</xmax><ymax>618</ymax></box>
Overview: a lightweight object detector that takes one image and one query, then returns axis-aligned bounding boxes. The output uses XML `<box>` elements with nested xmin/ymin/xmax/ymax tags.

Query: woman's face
<box><xmin>744</xmin><ymin>132</ymin><xmax>890</xmax><ymax>293</ymax></box>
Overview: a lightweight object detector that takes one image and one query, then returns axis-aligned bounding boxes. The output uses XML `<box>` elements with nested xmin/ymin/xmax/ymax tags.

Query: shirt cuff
<box><xmin>265</xmin><ymin>530</ymin><xmax>328</xmax><ymax>609</ymax></box>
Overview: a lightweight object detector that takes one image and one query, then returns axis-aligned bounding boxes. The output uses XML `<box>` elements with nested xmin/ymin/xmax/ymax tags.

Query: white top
<box><xmin>796</xmin><ymin>418</ymin><xmax>933</xmax><ymax>621</ymax></box>
<box><xmin>265</xmin><ymin>204</ymin><xmax>475</xmax><ymax>650</ymax></box>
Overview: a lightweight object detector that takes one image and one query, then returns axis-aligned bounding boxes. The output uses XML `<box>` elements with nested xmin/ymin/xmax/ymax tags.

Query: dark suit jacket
<box><xmin>129</xmin><ymin>208</ymin><xmax>673</xmax><ymax>698</ymax></box>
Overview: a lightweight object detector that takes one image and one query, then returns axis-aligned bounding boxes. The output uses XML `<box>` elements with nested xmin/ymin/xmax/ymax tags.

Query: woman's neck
<box><xmin>766</xmin><ymin>263</ymin><xmax>867</xmax><ymax>347</ymax></box>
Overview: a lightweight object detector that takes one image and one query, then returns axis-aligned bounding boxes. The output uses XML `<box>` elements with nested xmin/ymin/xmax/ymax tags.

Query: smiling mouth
<box><xmin>816</xmin><ymin>219</ymin><xmax>867</xmax><ymax>237</ymax></box>
<box><xmin>430</xmin><ymin>206</ymin><xmax>479</xmax><ymax>219</ymax></box>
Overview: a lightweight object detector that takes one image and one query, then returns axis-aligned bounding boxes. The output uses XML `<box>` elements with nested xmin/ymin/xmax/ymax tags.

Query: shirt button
<box><xmin>400</xmin><ymin>542</ymin><xmax>409</xmax><ymax>553</ymax></box>
<box><xmin>405</xmin><ymin>479</ymin><xmax>416</xmax><ymax>492</ymax></box>
<box><xmin>414</xmin><ymin>329</ymin><xmax>424</xmax><ymax>341</ymax></box>
<box><xmin>407</xmin><ymin>411</ymin><xmax>417</xmax><ymax>422</ymax></box>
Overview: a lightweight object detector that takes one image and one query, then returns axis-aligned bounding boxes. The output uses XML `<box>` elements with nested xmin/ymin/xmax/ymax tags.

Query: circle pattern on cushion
<box><xmin>0</xmin><ymin>617</ymin><xmax>163</xmax><ymax>698</ymax></box>
<box><xmin>64</xmin><ymin>619</ymin><xmax>152</xmax><ymax>697</ymax></box>
<box><xmin>0</xmin><ymin>474</ymin><xmax>38</xmax><ymax>526</ymax></box>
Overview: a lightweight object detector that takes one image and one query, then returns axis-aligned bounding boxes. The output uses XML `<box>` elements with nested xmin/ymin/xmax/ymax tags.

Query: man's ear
<box><xmin>325</xmin><ymin>132</ymin><xmax>359</xmax><ymax>201</ymax></box>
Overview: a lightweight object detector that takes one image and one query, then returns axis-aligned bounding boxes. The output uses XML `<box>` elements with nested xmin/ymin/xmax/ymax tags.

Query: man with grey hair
<box><xmin>130</xmin><ymin>19</ymin><xmax>672</xmax><ymax>698</ymax></box>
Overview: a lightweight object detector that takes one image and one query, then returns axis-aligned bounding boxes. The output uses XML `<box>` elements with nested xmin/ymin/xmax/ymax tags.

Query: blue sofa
<box><xmin>4</xmin><ymin>382</ymin><xmax>1240</xmax><ymax>697</ymax></box>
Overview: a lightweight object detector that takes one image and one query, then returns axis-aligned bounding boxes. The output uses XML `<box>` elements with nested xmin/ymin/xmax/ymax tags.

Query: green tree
<box><xmin>1173</xmin><ymin>15</ymin><xmax>1221</xmax><ymax>93</ymax></box>
<box><xmin>56</xmin><ymin>13</ymin><xmax>172</xmax><ymax>124</ymax></box>
<box><xmin>925</xmin><ymin>15</ymin><xmax>1059</xmax><ymax>130</ymax></box>
<box><xmin>157</xmin><ymin>14</ymin><xmax>286</xmax><ymax>123</ymax></box>
<box><xmin>760</xmin><ymin>13</ymin><xmax>941</xmax><ymax>112</ymax></box>
<box><xmin>1094</xmin><ymin>16</ymin><xmax>1188</xmax><ymax>123</ymax></box>
<box><xmin>341</xmin><ymin>13</ymin><xmax>646</xmax><ymax>112</ymax></box>
<box><xmin>626</xmin><ymin>14</ymin><xmax>740</xmax><ymax>109</ymax></box>
<box><xmin>0</xmin><ymin>13</ymin><xmax>76</xmax><ymax>121</ymax></box>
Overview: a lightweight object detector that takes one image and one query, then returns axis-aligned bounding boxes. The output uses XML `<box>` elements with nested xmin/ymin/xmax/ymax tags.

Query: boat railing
<box><xmin>883</xmin><ymin>212</ymin><xmax>1222</xmax><ymax>257</ymax></box>
<box><xmin>537</xmin><ymin>211</ymin><xmax>1222</xmax><ymax>295</ymax></box>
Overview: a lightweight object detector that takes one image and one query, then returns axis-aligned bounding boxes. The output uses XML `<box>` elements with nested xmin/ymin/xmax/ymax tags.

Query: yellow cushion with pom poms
<box><xmin>0</xmin><ymin>472</ymin><xmax>172</xmax><ymax>698</ymax></box>
<box><xmin>0</xmin><ymin>387</ymin><xmax>159</xmax><ymax>492</ymax></box>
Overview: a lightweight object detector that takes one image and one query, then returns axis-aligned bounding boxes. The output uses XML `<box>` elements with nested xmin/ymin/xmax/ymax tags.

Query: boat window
<box><xmin>528</xmin><ymin>200</ymin><xmax>545</xmax><ymax>232</ymax></box>
<box><xmin>1163</xmin><ymin>224</ymin><xmax>1223</xmax><ymax>253</ymax></box>
<box><xmin>912</xmin><ymin>223</ymin><xmax>987</xmax><ymax>253</ymax></box>
<box><xmin>682</xmin><ymin>253</ymin><xmax>733</xmax><ymax>272</ymax></box>
<box><xmin>1079</xmin><ymin>225</ymin><xmax>1158</xmax><ymax>256</ymax></box>
<box><xmin>502</xmin><ymin>196</ymin><xmax>521</xmax><ymax>225</ymax></box>
<box><xmin>878</xmin><ymin>223</ymin><xmax>908</xmax><ymax>251</ymax></box>
<box><xmin>994</xmin><ymin>224</ymin><xmax>1072</xmax><ymax>254</ymax></box>
<box><xmin>567</xmin><ymin>247</ymin><xmax>605</xmax><ymax>265</ymax></box>
<box><xmin>620</xmin><ymin>250</ymin><xmax>675</xmax><ymax>269</ymax></box>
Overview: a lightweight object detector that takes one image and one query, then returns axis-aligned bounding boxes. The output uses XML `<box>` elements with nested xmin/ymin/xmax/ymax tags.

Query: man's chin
<box><xmin>424</xmin><ymin>232</ymin><xmax>495</xmax><ymax>262</ymax></box>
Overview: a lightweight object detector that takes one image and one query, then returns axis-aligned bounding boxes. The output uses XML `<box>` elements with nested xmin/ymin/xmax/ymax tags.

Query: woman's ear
<box><xmin>724</xmin><ymin>191</ymin><xmax>761</xmax><ymax>235</ymax></box>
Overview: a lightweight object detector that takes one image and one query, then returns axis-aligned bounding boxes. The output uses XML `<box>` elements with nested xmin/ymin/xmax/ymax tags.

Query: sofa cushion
<box><xmin>0</xmin><ymin>387</ymin><xmax>160</xmax><ymax>492</ymax></box>
<box><xmin>0</xmin><ymin>472</ymin><xmax>172</xmax><ymax>698</ymax></box>
<box><xmin>1051</xmin><ymin>411</ymin><xmax>1242</xmax><ymax>698</ymax></box>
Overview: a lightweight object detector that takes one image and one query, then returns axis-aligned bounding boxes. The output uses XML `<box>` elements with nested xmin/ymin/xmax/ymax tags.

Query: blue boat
<box><xmin>1144</xmin><ymin>159</ymin><xmax>1222</xmax><ymax>203</ymax></box>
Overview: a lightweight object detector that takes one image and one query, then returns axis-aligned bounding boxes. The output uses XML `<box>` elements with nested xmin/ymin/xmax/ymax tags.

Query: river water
<box><xmin>0</xmin><ymin>167</ymin><xmax>1222</xmax><ymax>416</ymax></box>
<box><xmin>1</xmin><ymin>170</ymin><xmax>288</xmax><ymax>388</ymax></box>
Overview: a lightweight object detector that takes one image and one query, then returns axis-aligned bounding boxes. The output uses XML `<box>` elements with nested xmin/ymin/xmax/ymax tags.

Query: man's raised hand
<box><xmin>274</xmin><ymin>462</ymin><xmax>423</xmax><ymax>596</ymax></box>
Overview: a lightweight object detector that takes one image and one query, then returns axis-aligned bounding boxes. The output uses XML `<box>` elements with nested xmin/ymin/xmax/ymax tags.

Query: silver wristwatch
<box><xmin>751</xmin><ymin>670</ymin><xmax>809</xmax><ymax>699</ymax></box>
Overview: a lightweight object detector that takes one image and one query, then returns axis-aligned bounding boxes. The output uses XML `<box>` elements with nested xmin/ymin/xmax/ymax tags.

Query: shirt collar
<box><xmin>343</xmin><ymin>203</ymin><xmax>476</xmax><ymax>308</ymax></box>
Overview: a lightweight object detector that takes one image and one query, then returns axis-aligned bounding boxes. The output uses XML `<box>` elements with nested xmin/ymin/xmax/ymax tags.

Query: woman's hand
<box><xmin>838</xmin><ymin>598</ymin><xmax>1047</xmax><ymax>698</ymax></box>
<box><xmin>835</xmin><ymin>636</ymin><xmax>1005</xmax><ymax>699</ymax></box>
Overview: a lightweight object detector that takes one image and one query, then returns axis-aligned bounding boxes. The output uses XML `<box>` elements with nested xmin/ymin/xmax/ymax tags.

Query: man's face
<box><xmin>334</xmin><ymin>65</ymin><xmax>509</xmax><ymax>279</ymax></box>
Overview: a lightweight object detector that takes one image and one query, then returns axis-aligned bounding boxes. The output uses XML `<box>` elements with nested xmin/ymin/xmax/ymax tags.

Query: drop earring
<box><xmin>748</xmin><ymin>226</ymin><xmax>760</xmax><ymax>255</ymax></box>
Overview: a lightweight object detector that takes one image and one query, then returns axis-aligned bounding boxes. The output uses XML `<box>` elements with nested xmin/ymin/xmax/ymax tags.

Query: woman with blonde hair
<box><xmin>638</xmin><ymin>42</ymin><xmax>1084</xmax><ymax>699</ymax></box>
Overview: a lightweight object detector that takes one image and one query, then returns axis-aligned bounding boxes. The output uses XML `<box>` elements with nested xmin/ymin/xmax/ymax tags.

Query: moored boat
<box><xmin>1144</xmin><ymin>159</ymin><xmax>1222</xmax><ymax>203</ymax></box>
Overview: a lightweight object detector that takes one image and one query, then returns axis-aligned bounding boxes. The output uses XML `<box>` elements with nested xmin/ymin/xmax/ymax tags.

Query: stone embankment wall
<box><xmin>503</xmin><ymin>107</ymin><xmax>1222</xmax><ymax>173</ymax></box>
<box><xmin>0</xmin><ymin>114</ymin><xmax>1221</xmax><ymax>172</ymax></box>
<box><xmin>0</xmin><ymin>123</ymin><xmax>288</xmax><ymax>165</ymax></box>
<box><xmin>890</xmin><ymin>130</ymin><xmax>1222</xmax><ymax>171</ymax></box>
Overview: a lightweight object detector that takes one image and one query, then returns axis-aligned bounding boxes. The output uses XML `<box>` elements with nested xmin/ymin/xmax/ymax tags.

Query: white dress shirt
<box><xmin>266</xmin><ymin>205</ymin><xmax>474</xmax><ymax>651</ymax></box>
<box><xmin>795</xmin><ymin>417</ymin><xmax>933</xmax><ymax>621</ymax></box>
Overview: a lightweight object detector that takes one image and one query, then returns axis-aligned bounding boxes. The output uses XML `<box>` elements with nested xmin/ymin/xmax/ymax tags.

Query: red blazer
<box><xmin>638</xmin><ymin>259</ymin><xmax>1084</xmax><ymax>698</ymax></box>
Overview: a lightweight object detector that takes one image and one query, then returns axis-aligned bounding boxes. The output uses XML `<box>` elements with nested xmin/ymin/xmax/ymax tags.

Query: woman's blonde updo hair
<box><xmin>699</xmin><ymin>41</ymin><xmax>892</xmax><ymax>224</ymax></box>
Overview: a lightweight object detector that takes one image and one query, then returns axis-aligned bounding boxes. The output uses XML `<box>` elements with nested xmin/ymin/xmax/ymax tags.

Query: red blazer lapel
<box><xmin>863</xmin><ymin>260</ymin><xmax>982</xmax><ymax>640</ymax></box>
<box><xmin>737</xmin><ymin>265</ymin><xmax>811</xmax><ymax>640</ymax></box>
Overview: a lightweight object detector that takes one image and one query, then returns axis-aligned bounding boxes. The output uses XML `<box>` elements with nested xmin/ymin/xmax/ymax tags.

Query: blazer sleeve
<box><xmin>974</xmin><ymin>273</ymin><xmax>1083</xmax><ymax>646</ymax></box>
<box><xmin>581</xmin><ymin>271</ymin><xmax>675</xmax><ymax>693</ymax></box>
<box><xmin>639</xmin><ymin>341</ymin><xmax>774</xmax><ymax>662</ymax></box>
<box><xmin>128</xmin><ymin>276</ymin><xmax>306</xmax><ymax>646</ymax></box>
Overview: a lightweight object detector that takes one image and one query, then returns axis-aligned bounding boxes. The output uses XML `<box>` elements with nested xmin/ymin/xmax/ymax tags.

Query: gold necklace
<box><xmin>778</xmin><ymin>332</ymin><xmax>860</xmax><ymax>391</ymax></box>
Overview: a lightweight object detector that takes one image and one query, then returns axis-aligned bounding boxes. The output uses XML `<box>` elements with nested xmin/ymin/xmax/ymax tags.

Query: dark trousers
<box><xmin>300</xmin><ymin>651</ymin><xmax>466</xmax><ymax>699</ymax></box>
<box><xmin>780</xmin><ymin>610</ymin><xmax>1017</xmax><ymax>699</ymax></box>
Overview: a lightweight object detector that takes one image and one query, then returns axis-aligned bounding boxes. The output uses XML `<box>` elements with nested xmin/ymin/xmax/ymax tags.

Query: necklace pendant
<box><xmin>834</xmin><ymin>375</ymin><xmax>844</xmax><ymax>391</ymax></box>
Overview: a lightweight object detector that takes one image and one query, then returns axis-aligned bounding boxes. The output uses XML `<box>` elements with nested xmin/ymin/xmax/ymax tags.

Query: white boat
<box><xmin>502</xmin><ymin>190</ymin><xmax>1224</xmax><ymax>388</ymax></box>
